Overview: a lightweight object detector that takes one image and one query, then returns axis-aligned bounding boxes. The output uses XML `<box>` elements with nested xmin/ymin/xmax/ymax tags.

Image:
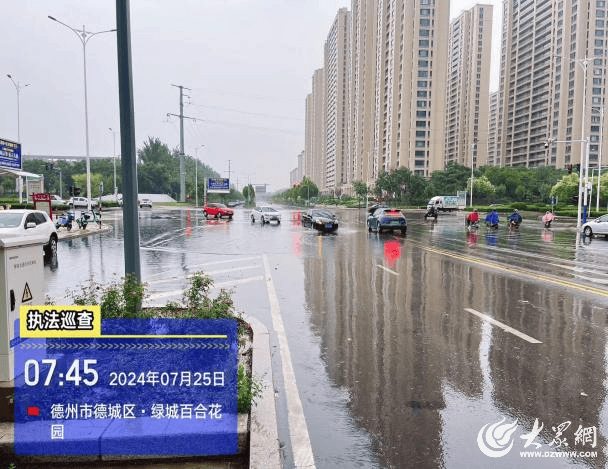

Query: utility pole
<box><xmin>168</xmin><ymin>84</ymin><xmax>198</xmax><ymax>202</ymax></box>
<box><xmin>228</xmin><ymin>159</ymin><xmax>232</xmax><ymax>185</ymax></box>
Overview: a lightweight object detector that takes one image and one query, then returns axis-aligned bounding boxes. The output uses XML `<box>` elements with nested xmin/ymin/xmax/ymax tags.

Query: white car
<box><xmin>0</xmin><ymin>210</ymin><xmax>58</xmax><ymax>257</ymax></box>
<box><xmin>68</xmin><ymin>197</ymin><xmax>98</xmax><ymax>209</ymax></box>
<box><xmin>251</xmin><ymin>206</ymin><xmax>281</xmax><ymax>224</ymax></box>
<box><xmin>139</xmin><ymin>198</ymin><xmax>153</xmax><ymax>208</ymax></box>
<box><xmin>582</xmin><ymin>214</ymin><xmax>608</xmax><ymax>238</ymax></box>
<box><xmin>50</xmin><ymin>195</ymin><xmax>66</xmax><ymax>207</ymax></box>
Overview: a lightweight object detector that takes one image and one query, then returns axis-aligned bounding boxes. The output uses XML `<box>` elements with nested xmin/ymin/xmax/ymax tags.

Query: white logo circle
<box><xmin>477</xmin><ymin>417</ymin><xmax>519</xmax><ymax>458</ymax></box>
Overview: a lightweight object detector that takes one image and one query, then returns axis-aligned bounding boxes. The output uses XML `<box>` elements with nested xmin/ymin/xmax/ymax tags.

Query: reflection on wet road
<box><xmin>44</xmin><ymin>207</ymin><xmax>608</xmax><ymax>468</ymax></box>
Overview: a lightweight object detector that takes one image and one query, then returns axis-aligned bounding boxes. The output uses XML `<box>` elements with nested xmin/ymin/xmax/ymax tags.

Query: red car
<box><xmin>203</xmin><ymin>203</ymin><xmax>234</xmax><ymax>219</ymax></box>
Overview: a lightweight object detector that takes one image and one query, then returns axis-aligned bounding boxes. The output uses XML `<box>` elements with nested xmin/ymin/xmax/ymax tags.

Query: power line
<box><xmin>187</xmin><ymin>102</ymin><xmax>303</xmax><ymax>121</ymax></box>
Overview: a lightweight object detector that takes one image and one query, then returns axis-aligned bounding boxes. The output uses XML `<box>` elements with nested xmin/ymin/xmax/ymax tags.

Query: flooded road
<box><xmin>43</xmin><ymin>206</ymin><xmax>608</xmax><ymax>468</ymax></box>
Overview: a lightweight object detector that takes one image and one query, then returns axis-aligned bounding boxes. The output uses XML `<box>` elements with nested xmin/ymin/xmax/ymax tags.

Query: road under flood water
<box><xmin>44</xmin><ymin>206</ymin><xmax>608</xmax><ymax>468</ymax></box>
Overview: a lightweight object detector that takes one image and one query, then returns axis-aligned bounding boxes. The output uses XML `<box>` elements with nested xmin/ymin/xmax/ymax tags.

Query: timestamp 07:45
<box><xmin>22</xmin><ymin>359</ymin><xmax>226</xmax><ymax>388</ymax></box>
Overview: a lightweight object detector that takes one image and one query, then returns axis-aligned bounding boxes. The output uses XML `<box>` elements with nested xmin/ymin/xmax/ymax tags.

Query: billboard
<box><xmin>0</xmin><ymin>137</ymin><xmax>22</xmax><ymax>170</ymax></box>
<box><xmin>207</xmin><ymin>178</ymin><xmax>230</xmax><ymax>194</ymax></box>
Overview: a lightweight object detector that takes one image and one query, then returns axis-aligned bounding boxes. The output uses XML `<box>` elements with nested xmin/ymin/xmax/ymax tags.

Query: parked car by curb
<box><xmin>68</xmin><ymin>197</ymin><xmax>98</xmax><ymax>209</ymax></box>
<box><xmin>0</xmin><ymin>209</ymin><xmax>58</xmax><ymax>257</ymax></box>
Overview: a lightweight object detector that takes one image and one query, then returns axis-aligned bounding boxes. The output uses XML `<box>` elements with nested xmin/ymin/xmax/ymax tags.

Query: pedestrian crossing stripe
<box><xmin>22</xmin><ymin>283</ymin><xmax>33</xmax><ymax>303</ymax></box>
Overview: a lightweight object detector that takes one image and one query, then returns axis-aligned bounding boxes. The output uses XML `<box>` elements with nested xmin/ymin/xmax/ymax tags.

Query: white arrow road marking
<box><xmin>465</xmin><ymin>308</ymin><xmax>542</xmax><ymax>344</ymax></box>
<box><xmin>376</xmin><ymin>264</ymin><xmax>399</xmax><ymax>276</ymax></box>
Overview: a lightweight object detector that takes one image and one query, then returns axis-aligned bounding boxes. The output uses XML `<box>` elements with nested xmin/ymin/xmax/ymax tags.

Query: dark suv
<box><xmin>203</xmin><ymin>203</ymin><xmax>234</xmax><ymax>219</ymax></box>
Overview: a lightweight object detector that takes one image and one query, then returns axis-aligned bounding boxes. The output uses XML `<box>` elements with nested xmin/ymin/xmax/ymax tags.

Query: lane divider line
<box><xmin>465</xmin><ymin>308</ymin><xmax>542</xmax><ymax>344</ymax></box>
<box><xmin>376</xmin><ymin>264</ymin><xmax>399</xmax><ymax>276</ymax></box>
<box><xmin>263</xmin><ymin>254</ymin><xmax>316</xmax><ymax>469</ymax></box>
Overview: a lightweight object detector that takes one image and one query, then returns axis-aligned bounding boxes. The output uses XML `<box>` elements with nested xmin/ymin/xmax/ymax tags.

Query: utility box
<box><xmin>0</xmin><ymin>235</ymin><xmax>46</xmax><ymax>382</ymax></box>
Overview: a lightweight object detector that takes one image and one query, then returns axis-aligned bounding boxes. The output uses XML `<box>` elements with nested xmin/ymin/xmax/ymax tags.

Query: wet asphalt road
<box><xmin>43</xmin><ymin>206</ymin><xmax>608</xmax><ymax>469</ymax></box>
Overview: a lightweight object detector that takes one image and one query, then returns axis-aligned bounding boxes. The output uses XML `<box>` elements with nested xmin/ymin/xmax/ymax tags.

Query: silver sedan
<box><xmin>582</xmin><ymin>214</ymin><xmax>608</xmax><ymax>238</ymax></box>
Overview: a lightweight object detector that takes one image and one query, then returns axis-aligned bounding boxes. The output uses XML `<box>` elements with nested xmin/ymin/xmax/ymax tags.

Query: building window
<box><xmin>419</xmin><ymin>39</ymin><xmax>430</xmax><ymax>47</ymax></box>
<box><xmin>416</xmin><ymin>121</ymin><xmax>427</xmax><ymax>128</ymax></box>
<box><xmin>417</xmin><ymin>81</ymin><xmax>427</xmax><ymax>88</ymax></box>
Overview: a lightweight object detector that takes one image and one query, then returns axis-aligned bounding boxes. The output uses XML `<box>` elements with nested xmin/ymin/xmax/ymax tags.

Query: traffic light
<box><xmin>68</xmin><ymin>186</ymin><xmax>74</xmax><ymax>196</ymax></box>
<box><xmin>567</xmin><ymin>164</ymin><xmax>572</xmax><ymax>174</ymax></box>
<box><xmin>74</xmin><ymin>187</ymin><xmax>81</xmax><ymax>196</ymax></box>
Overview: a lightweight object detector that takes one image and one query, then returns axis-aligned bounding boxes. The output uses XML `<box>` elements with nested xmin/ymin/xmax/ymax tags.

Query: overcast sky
<box><xmin>1</xmin><ymin>1</ymin><xmax>502</xmax><ymax>192</ymax></box>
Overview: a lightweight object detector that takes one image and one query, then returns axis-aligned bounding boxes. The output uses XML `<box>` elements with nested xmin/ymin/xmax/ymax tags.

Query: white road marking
<box><xmin>146</xmin><ymin>276</ymin><xmax>265</xmax><ymax>301</ymax></box>
<box><xmin>263</xmin><ymin>254</ymin><xmax>316</xmax><ymax>469</ymax></box>
<box><xmin>465</xmin><ymin>308</ymin><xmax>542</xmax><ymax>344</ymax></box>
<box><xmin>376</xmin><ymin>264</ymin><xmax>399</xmax><ymax>276</ymax></box>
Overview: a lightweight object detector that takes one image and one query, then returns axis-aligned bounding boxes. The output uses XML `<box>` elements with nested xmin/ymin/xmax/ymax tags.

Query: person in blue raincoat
<box><xmin>485</xmin><ymin>209</ymin><xmax>499</xmax><ymax>228</ymax></box>
<box><xmin>508</xmin><ymin>209</ymin><xmax>522</xmax><ymax>226</ymax></box>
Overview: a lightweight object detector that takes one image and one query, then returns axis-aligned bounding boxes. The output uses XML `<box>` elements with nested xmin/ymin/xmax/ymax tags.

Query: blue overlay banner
<box><xmin>14</xmin><ymin>318</ymin><xmax>238</xmax><ymax>456</ymax></box>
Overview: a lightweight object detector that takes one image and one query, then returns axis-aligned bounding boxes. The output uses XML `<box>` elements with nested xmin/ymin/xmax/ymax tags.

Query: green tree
<box><xmin>352</xmin><ymin>181</ymin><xmax>369</xmax><ymax>208</ymax></box>
<box><xmin>550</xmin><ymin>173</ymin><xmax>579</xmax><ymax>203</ymax></box>
<box><xmin>137</xmin><ymin>137</ymin><xmax>179</xmax><ymax>195</ymax></box>
<box><xmin>242</xmin><ymin>184</ymin><xmax>255</xmax><ymax>204</ymax></box>
<box><xmin>299</xmin><ymin>177</ymin><xmax>318</xmax><ymax>202</ymax></box>
<box><xmin>472</xmin><ymin>175</ymin><xmax>496</xmax><ymax>203</ymax></box>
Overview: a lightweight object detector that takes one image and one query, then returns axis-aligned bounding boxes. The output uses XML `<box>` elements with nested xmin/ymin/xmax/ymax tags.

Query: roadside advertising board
<box><xmin>0</xmin><ymin>138</ymin><xmax>22</xmax><ymax>170</ymax></box>
<box><xmin>207</xmin><ymin>178</ymin><xmax>230</xmax><ymax>194</ymax></box>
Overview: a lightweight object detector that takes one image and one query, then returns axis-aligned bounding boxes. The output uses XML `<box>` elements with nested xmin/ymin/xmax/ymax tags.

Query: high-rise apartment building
<box><xmin>348</xmin><ymin>0</ymin><xmax>379</xmax><ymax>189</ymax></box>
<box><xmin>487</xmin><ymin>91</ymin><xmax>499</xmax><ymax>165</ymax></box>
<box><xmin>304</xmin><ymin>69</ymin><xmax>327</xmax><ymax>189</ymax></box>
<box><xmin>312</xmin><ymin>1</ymin><xmax>451</xmax><ymax>195</ymax></box>
<box><xmin>498</xmin><ymin>0</ymin><xmax>608</xmax><ymax>169</ymax></box>
<box><xmin>445</xmin><ymin>4</ymin><xmax>493</xmax><ymax>168</ymax></box>
<box><xmin>325</xmin><ymin>8</ymin><xmax>351</xmax><ymax>194</ymax></box>
<box><xmin>368</xmin><ymin>0</ymin><xmax>450</xmax><ymax>179</ymax></box>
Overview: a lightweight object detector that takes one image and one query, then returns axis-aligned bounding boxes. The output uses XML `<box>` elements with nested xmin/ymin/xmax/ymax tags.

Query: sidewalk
<box><xmin>0</xmin><ymin>316</ymin><xmax>281</xmax><ymax>468</ymax></box>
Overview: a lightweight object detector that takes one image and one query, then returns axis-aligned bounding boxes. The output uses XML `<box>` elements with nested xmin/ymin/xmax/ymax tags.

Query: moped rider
<box><xmin>542</xmin><ymin>211</ymin><xmax>555</xmax><ymax>228</ymax></box>
<box><xmin>508</xmin><ymin>209</ymin><xmax>523</xmax><ymax>227</ymax></box>
<box><xmin>485</xmin><ymin>209</ymin><xmax>499</xmax><ymax>229</ymax></box>
<box><xmin>466</xmin><ymin>208</ymin><xmax>480</xmax><ymax>227</ymax></box>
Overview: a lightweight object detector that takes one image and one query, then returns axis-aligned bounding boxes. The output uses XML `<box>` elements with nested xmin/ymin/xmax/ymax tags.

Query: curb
<box><xmin>56</xmin><ymin>223</ymin><xmax>113</xmax><ymax>241</ymax></box>
<box><xmin>245</xmin><ymin>315</ymin><xmax>282</xmax><ymax>469</ymax></box>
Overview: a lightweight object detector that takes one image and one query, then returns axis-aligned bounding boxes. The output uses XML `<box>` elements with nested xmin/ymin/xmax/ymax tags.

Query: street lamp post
<box><xmin>48</xmin><ymin>15</ymin><xmax>116</xmax><ymax>211</ymax></box>
<box><xmin>194</xmin><ymin>145</ymin><xmax>205</xmax><ymax>207</ymax></box>
<box><xmin>470</xmin><ymin>139</ymin><xmax>477</xmax><ymax>208</ymax></box>
<box><xmin>591</xmin><ymin>106</ymin><xmax>606</xmax><ymax>212</ymax></box>
<box><xmin>7</xmin><ymin>74</ymin><xmax>30</xmax><ymax>204</ymax></box>
<box><xmin>109</xmin><ymin>128</ymin><xmax>119</xmax><ymax>197</ymax></box>
<box><xmin>6</xmin><ymin>75</ymin><xmax>30</xmax><ymax>143</ymax></box>
<box><xmin>552</xmin><ymin>55</ymin><xmax>592</xmax><ymax>232</ymax></box>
